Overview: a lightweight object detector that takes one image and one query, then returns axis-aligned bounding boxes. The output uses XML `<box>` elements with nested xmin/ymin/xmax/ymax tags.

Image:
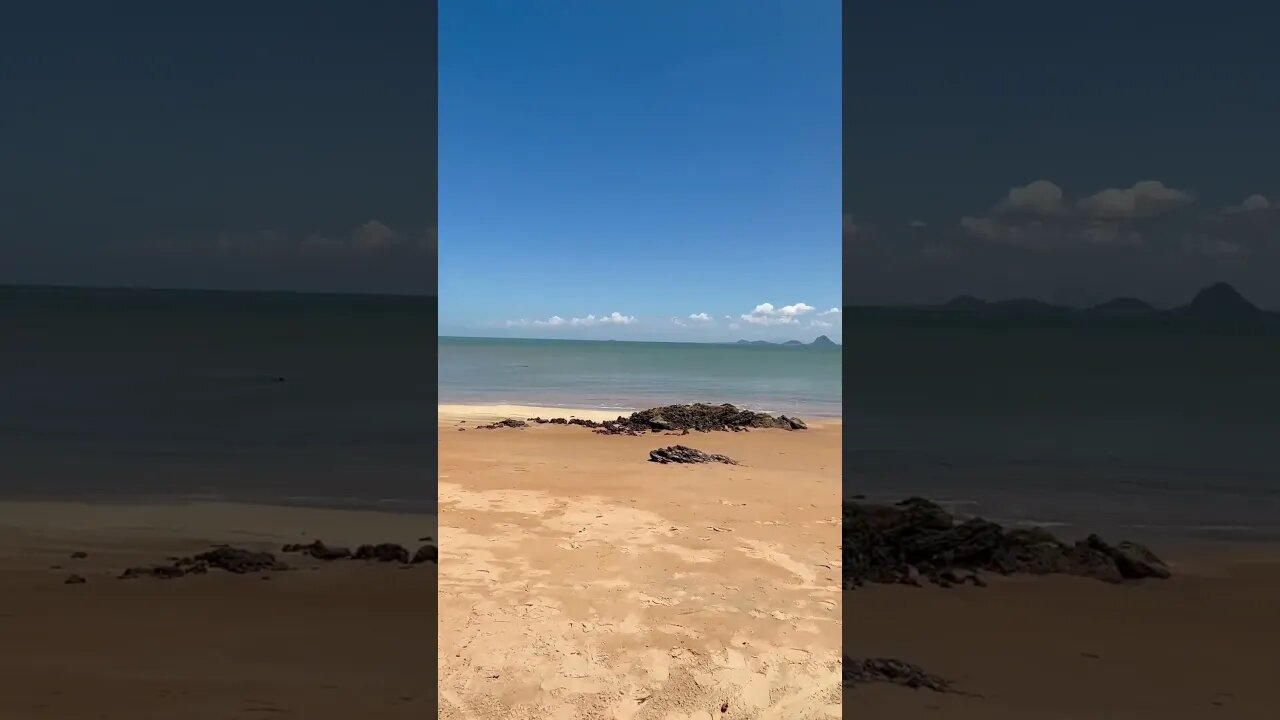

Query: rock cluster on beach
<box><xmin>526</xmin><ymin>403</ymin><xmax>808</xmax><ymax>435</ymax></box>
<box><xmin>648</xmin><ymin>445</ymin><xmax>739</xmax><ymax>465</ymax></box>
<box><xmin>844</xmin><ymin>657</ymin><xmax>956</xmax><ymax>693</ymax></box>
<box><xmin>475</xmin><ymin>418</ymin><xmax>529</xmax><ymax>430</ymax></box>
<box><xmin>120</xmin><ymin>546</ymin><xmax>288</xmax><ymax>579</ymax></box>
<box><xmin>282</xmin><ymin>540</ymin><xmax>436</xmax><ymax>565</ymax></box>
<box><xmin>844</xmin><ymin>497</ymin><xmax>1171</xmax><ymax>588</ymax></box>
<box><xmin>115</xmin><ymin>540</ymin><xmax>437</xmax><ymax>580</ymax></box>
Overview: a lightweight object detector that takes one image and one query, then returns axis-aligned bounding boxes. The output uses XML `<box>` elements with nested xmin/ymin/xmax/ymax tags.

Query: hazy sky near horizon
<box><xmin>439</xmin><ymin>1</ymin><xmax>841</xmax><ymax>342</ymax></box>
<box><xmin>2</xmin><ymin>3</ymin><xmax>436</xmax><ymax>295</ymax></box>
<box><xmin>845</xmin><ymin>1</ymin><xmax>1280</xmax><ymax>310</ymax></box>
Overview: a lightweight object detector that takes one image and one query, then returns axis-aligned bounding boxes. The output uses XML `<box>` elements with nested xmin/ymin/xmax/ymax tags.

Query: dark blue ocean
<box><xmin>843</xmin><ymin>310</ymin><xmax>1280</xmax><ymax>545</ymax></box>
<box><xmin>0</xmin><ymin>286</ymin><xmax>436</xmax><ymax>511</ymax></box>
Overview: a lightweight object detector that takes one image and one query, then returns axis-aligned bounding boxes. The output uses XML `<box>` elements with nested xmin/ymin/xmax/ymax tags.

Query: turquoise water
<box><xmin>438</xmin><ymin>336</ymin><xmax>842</xmax><ymax>417</ymax></box>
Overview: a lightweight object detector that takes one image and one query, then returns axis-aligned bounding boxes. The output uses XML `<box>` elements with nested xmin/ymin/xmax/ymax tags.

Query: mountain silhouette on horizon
<box><xmin>735</xmin><ymin>335</ymin><xmax>839</xmax><ymax>347</ymax></box>
<box><xmin>1091</xmin><ymin>297</ymin><xmax>1156</xmax><ymax>314</ymax></box>
<box><xmin>928</xmin><ymin>282</ymin><xmax>1265</xmax><ymax>316</ymax></box>
<box><xmin>1173</xmin><ymin>282</ymin><xmax>1265</xmax><ymax>319</ymax></box>
<box><xmin>852</xmin><ymin>282</ymin><xmax>1277</xmax><ymax>327</ymax></box>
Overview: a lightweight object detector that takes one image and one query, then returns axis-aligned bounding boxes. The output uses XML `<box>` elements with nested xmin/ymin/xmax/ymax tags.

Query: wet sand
<box><xmin>0</xmin><ymin>502</ymin><xmax>435</xmax><ymax>720</ymax></box>
<box><xmin>845</xmin><ymin>548</ymin><xmax>1280</xmax><ymax>719</ymax></box>
<box><xmin>438</xmin><ymin>405</ymin><xmax>842</xmax><ymax>719</ymax></box>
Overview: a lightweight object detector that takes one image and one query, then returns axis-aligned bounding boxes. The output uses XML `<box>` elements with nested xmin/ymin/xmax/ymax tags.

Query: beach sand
<box><xmin>0</xmin><ymin>501</ymin><xmax>436</xmax><ymax>720</ymax></box>
<box><xmin>437</xmin><ymin>405</ymin><xmax>842</xmax><ymax>719</ymax></box>
<box><xmin>845</xmin><ymin>548</ymin><xmax>1280</xmax><ymax>719</ymax></box>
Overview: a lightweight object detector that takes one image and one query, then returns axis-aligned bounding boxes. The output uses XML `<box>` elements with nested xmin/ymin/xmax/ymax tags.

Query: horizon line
<box><xmin>0</xmin><ymin>282</ymin><xmax>437</xmax><ymax>300</ymax></box>
<box><xmin>440</xmin><ymin>334</ymin><xmax>841</xmax><ymax>346</ymax></box>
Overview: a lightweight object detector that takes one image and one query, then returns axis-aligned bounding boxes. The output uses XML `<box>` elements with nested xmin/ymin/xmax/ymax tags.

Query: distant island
<box><xmin>851</xmin><ymin>283</ymin><xmax>1277</xmax><ymax>328</ymax></box>
<box><xmin>735</xmin><ymin>335</ymin><xmax>839</xmax><ymax>347</ymax></box>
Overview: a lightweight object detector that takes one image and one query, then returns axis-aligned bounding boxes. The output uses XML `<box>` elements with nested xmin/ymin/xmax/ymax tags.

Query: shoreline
<box><xmin>438</xmin><ymin>401</ymin><xmax>843</xmax><ymax>427</ymax></box>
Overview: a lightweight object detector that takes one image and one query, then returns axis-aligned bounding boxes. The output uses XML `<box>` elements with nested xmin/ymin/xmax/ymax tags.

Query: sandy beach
<box><xmin>437</xmin><ymin>404</ymin><xmax>842</xmax><ymax>719</ymax></box>
<box><xmin>845</xmin><ymin>547</ymin><xmax>1280</xmax><ymax>718</ymax></box>
<box><xmin>0</xmin><ymin>501</ymin><xmax>436</xmax><ymax>720</ymax></box>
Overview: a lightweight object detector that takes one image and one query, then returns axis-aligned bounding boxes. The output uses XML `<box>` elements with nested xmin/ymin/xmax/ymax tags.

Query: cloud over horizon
<box><xmin>740</xmin><ymin>302</ymin><xmax>817</xmax><ymax>326</ymax></box>
<box><xmin>506</xmin><ymin>311</ymin><xmax>638</xmax><ymax>328</ymax></box>
<box><xmin>846</xmin><ymin>179</ymin><xmax>1280</xmax><ymax>308</ymax></box>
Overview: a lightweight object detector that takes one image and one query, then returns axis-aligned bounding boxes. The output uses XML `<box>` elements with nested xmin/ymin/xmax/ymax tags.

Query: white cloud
<box><xmin>997</xmin><ymin>180</ymin><xmax>1065</xmax><ymax>216</ymax></box>
<box><xmin>740</xmin><ymin>302</ymin><xmax>816</xmax><ymax>326</ymax></box>
<box><xmin>819</xmin><ymin>307</ymin><xmax>840</xmax><ymax>316</ymax></box>
<box><xmin>351</xmin><ymin>220</ymin><xmax>401</xmax><ymax>252</ymax></box>
<box><xmin>1224</xmin><ymin>194</ymin><xmax>1271</xmax><ymax>214</ymax></box>
<box><xmin>599</xmin><ymin>311</ymin><xmax>637</xmax><ymax>325</ymax></box>
<box><xmin>687</xmin><ymin>312</ymin><xmax>713</xmax><ymax>322</ymax></box>
<box><xmin>1078</xmin><ymin>181</ymin><xmax>1192</xmax><ymax>219</ymax></box>
<box><xmin>510</xmin><ymin>311</ymin><xmax>637</xmax><ymax>328</ymax></box>
<box><xmin>959</xmin><ymin>180</ymin><xmax>1192</xmax><ymax>251</ymax></box>
<box><xmin>670</xmin><ymin>317</ymin><xmax>686</xmax><ymax>327</ymax></box>
<box><xmin>810</xmin><ymin>319</ymin><xmax>833</xmax><ymax>328</ymax></box>
<box><xmin>728</xmin><ymin>322</ymin><xmax>740</xmax><ymax>330</ymax></box>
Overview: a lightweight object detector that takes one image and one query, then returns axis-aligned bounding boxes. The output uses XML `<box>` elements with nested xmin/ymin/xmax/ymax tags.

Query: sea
<box><xmin>842</xmin><ymin>309</ymin><xmax>1280</xmax><ymax>545</ymax></box>
<box><xmin>0</xmin><ymin>286</ymin><xmax>437</xmax><ymax>512</ymax></box>
<box><xmin>438</xmin><ymin>336</ymin><xmax>843</xmax><ymax>418</ymax></box>
<box><xmin>6</xmin><ymin>286</ymin><xmax>1277</xmax><ymax>545</ymax></box>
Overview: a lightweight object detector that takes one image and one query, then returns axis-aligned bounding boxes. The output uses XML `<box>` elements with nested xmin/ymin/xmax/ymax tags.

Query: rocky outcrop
<box><xmin>476</xmin><ymin>418</ymin><xmax>528</xmax><ymax>429</ymax></box>
<box><xmin>531</xmin><ymin>403</ymin><xmax>806</xmax><ymax>435</ymax></box>
<box><xmin>648</xmin><ymin>445</ymin><xmax>738</xmax><ymax>465</ymax></box>
<box><xmin>282</xmin><ymin>541</ymin><xmax>352</xmax><ymax>560</ymax></box>
<box><xmin>355</xmin><ymin>543</ymin><xmax>411</xmax><ymax>564</ymax></box>
<box><xmin>281</xmin><ymin>540</ymin><xmax>435</xmax><ymax>565</ymax></box>
<box><xmin>844</xmin><ymin>498</ymin><xmax>1171</xmax><ymax>588</ymax></box>
<box><xmin>844</xmin><ymin>657</ymin><xmax>955</xmax><ymax>693</ymax></box>
<box><xmin>118</xmin><ymin>538</ymin><xmax>437</xmax><ymax>580</ymax></box>
<box><xmin>194</xmin><ymin>546</ymin><xmax>287</xmax><ymax>574</ymax></box>
<box><xmin>120</xmin><ymin>546</ymin><xmax>288</xmax><ymax>580</ymax></box>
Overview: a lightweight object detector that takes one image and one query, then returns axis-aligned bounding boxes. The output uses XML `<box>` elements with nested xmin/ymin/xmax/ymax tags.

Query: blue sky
<box><xmin>439</xmin><ymin>1</ymin><xmax>841</xmax><ymax>341</ymax></box>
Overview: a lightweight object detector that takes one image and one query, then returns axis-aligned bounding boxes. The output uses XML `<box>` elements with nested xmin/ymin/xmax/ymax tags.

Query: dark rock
<box><xmin>844</xmin><ymin>657</ymin><xmax>954</xmax><ymax>693</ymax></box>
<box><xmin>191</xmin><ymin>546</ymin><xmax>286</xmax><ymax>574</ymax></box>
<box><xmin>64</xmin><ymin>574</ymin><xmax>87</xmax><ymax>585</ymax></box>
<box><xmin>355</xmin><ymin>543</ymin><xmax>411</xmax><ymax>564</ymax></box>
<box><xmin>69</xmin><ymin>551</ymin><xmax>88</xmax><ymax>559</ymax></box>
<box><xmin>412</xmin><ymin>544</ymin><xmax>438</xmax><ymax>564</ymax></box>
<box><xmin>476</xmin><ymin>418</ymin><xmax>528</xmax><ymax>429</ymax></box>
<box><xmin>282</xmin><ymin>541</ymin><xmax>351</xmax><ymax>561</ymax></box>
<box><xmin>648</xmin><ymin>445</ymin><xmax>739</xmax><ymax>465</ymax></box>
<box><xmin>559</xmin><ymin>403</ymin><xmax>808</xmax><ymax>435</ymax></box>
<box><xmin>120</xmin><ymin>564</ymin><xmax>187</xmax><ymax>580</ymax></box>
<box><xmin>1085</xmin><ymin>535</ymin><xmax>1172</xmax><ymax>580</ymax></box>
<box><xmin>844</xmin><ymin>498</ymin><xmax>1170</xmax><ymax>588</ymax></box>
